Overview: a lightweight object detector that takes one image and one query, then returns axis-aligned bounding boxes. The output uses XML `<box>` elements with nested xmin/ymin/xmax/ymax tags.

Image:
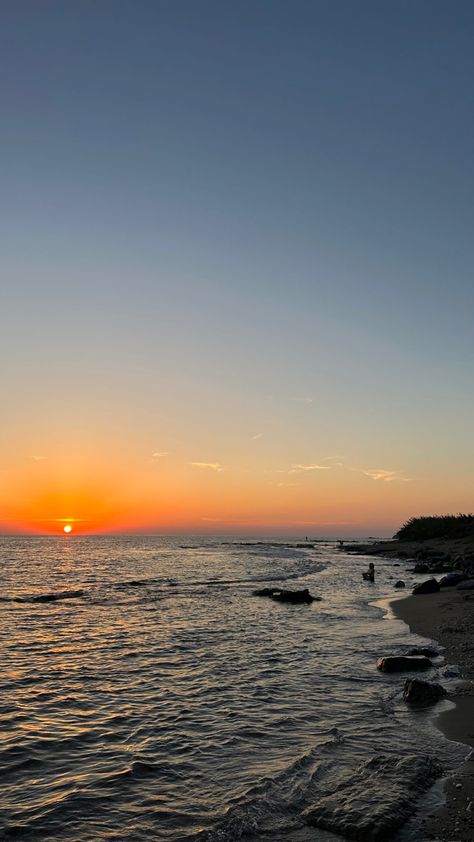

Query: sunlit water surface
<box><xmin>0</xmin><ymin>536</ymin><xmax>467</xmax><ymax>841</ymax></box>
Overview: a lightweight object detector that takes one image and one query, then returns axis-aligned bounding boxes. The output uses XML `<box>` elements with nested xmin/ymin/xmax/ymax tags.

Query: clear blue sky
<box><xmin>1</xmin><ymin>1</ymin><xmax>473</xmax><ymax>535</ymax></box>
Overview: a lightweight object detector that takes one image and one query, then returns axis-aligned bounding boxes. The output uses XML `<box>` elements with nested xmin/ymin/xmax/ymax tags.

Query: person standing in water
<box><xmin>363</xmin><ymin>562</ymin><xmax>375</xmax><ymax>582</ymax></box>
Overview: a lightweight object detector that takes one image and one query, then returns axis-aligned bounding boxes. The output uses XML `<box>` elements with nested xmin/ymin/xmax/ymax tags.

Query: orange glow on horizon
<box><xmin>0</xmin><ymin>441</ymin><xmax>457</xmax><ymax>538</ymax></box>
<box><xmin>0</xmin><ymin>452</ymin><xmax>137</xmax><ymax>535</ymax></box>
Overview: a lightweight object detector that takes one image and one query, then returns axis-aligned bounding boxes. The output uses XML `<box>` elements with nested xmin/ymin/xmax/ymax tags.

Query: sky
<box><xmin>1</xmin><ymin>1</ymin><xmax>473</xmax><ymax>537</ymax></box>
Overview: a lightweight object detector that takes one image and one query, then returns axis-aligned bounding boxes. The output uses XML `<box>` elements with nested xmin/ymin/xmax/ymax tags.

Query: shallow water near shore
<box><xmin>0</xmin><ymin>536</ymin><xmax>468</xmax><ymax>841</ymax></box>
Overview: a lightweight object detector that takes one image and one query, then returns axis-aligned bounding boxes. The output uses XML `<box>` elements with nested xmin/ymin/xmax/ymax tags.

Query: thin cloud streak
<box><xmin>191</xmin><ymin>462</ymin><xmax>223</xmax><ymax>472</ymax></box>
<box><xmin>363</xmin><ymin>469</ymin><xmax>412</xmax><ymax>482</ymax></box>
<box><xmin>151</xmin><ymin>451</ymin><xmax>169</xmax><ymax>462</ymax></box>
<box><xmin>290</xmin><ymin>464</ymin><xmax>331</xmax><ymax>473</ymax></box>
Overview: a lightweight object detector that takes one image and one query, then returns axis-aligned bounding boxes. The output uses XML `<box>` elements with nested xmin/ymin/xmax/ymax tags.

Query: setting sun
<box><xmin>63</xmin><ymin>524</ymin><xmax>72</xmax><ymax>534</ymax></box>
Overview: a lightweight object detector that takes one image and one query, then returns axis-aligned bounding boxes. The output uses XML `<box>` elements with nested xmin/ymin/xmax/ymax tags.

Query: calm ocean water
<box><xmin>0</xmin><ymin>536</ymin><xmax>468</xmax><ymax>841</ymax></box>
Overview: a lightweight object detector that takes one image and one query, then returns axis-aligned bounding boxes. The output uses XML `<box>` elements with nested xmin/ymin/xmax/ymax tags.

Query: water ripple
<box><xmin>0</xmin><ymin>535</ymin><xmax>467</xmax><ymax>841</ymax></box>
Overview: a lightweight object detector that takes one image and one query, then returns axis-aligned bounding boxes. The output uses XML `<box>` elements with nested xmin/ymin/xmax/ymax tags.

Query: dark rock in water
<box><xmin>304</xmin><ymin>754</ymin><xmax>442</xmax><ymax>841</ymax></box>
<box><xmin>394</xmin><ymin>580</ymin><xmax>405</xmax><ymax>588</ymax></box>
<box><xmin>272</xmin><ymin>588</ymin><xmax>316</xmax><ymax>604</ymax></box>
<box><xmin>253</xmin><ymin>587</ymin><xmax>278</xmax><ymax>597</ymax></box>
<box><xmin>403</xmin><ymin>678</ymin><xmax>447</xmax><ymax>706</ymax></box>
<box><xmin>412</xmin><ymin>578</ymin><xmax>440</xmax><ymax>595</ymax></box>
<box><xmin>295</xmin><ymin>543</ymin><xmax>314</xmax><ymax>548</ymax></box>
<box><xmin>17</xmin><ymin>589</ymin><xmax>85</xmax><ymax>603</ymax></box>
<box><xmin>406</xmin><ymin>646</ymin><xmax>439</xmax><ymax>658</ymax></box>
<box><xmin>413</xmin><ymin>563</ymin><xmax>429</xmax><ymax>574</ymax></box>
<box><xmin>456</xmin><ymin>579</ymin><xmax>474</xmax><ymax>591</ymax></box>
<box><xmin>439</xmin><ymin>572</ymin><xmax>465</xmax><ymax>588</ymax></box>
<box><xmin>253</xmin><ymin>587</ymin><xmax>319</xmax><ymax>603</ymax></box>
<box><xmin>376</xmin><ymin>656</ymin><xmax>432</xmax><ymax>673</ymax></box>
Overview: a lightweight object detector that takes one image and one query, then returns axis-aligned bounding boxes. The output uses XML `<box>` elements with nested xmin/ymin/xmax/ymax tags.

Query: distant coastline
<box><xmin>342</xmin><ymin>534</ymin><xmax>474</xmax><ymax>561</ymax></box>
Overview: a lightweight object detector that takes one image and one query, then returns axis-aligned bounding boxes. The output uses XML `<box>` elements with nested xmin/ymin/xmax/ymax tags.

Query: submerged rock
<box><xmin>272</xmin><ymin>588</ymin><xmax>316</xmax><ymax>604</ymax></box>
<box><xmin>394</xmin><ymin>580</ymin><xmax>405</xmax><ymax>588</ymax></box>
<box><xmin>412</xmin><ymin>578</ymin><xmax>440</xmax><ymax>595</ymax></box>
<box><xmin>253</xmin><ymin>587</ymin><xmax>278</xmax><ymax>597</ymax></box>
<box><xmin>16</xmin><ymin>589</ymin><xmax>85</xmax><ymax>603</ymax></box>
<box><xmin>376</xmin><ymin>656</ymin><xmax>432</xmax><ymax>673</ymax></box>
<box><xmin>305</xmin><ymin>754</ymin><xmax>442</xmax><ymax>841</ymax></box>
<box><xmin>403</xmin><ymin>678</ymin><xmax>447</xmax><ymax>706</ymax></box>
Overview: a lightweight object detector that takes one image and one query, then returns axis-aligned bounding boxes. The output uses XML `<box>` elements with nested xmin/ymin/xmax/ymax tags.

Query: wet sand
<box><xmin>392</xmin><ymin>590</ymin><xmax>474</xmax><ymax>841</ymax></box>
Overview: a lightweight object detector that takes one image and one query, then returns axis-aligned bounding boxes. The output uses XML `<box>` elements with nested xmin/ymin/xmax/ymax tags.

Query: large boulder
<box><xmin>403</xmin><ymin>678</ymin><xmax>446</xmax><ymax>706</ymax></box>
<box><xmin>376</xmin><ymin>656</ymin><xmax>432</xmax><ymax>673</ymax></box>
<box><xmin>439</xmin><ymin>572</ymin><xmax>464</xmax><ymax>587</ymax></box>
<box><xmin>412</xmin><ymin>579</ymin><xmax>440</xmax><ymax>595</ymax></box>
<box><xmin>304</xmin><ymin>754</ymin><xmax>442</xmax><ymax>841</ymax></box>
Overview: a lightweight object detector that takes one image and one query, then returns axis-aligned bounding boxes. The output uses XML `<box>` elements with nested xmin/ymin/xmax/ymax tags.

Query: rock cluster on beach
<box><xmin>345</xmin><ymin>538</ymin><xmax>474</xmax><ymax>579</ymax></box>
<box><xmin>391</xmin><ymin>588</ymin><xmax>474</xmax><ymax>842</ymax></box>
<box><xmin>343</xmin><ymin>531</ymin><xmax>474</xmax><ymax>840</ymax></box>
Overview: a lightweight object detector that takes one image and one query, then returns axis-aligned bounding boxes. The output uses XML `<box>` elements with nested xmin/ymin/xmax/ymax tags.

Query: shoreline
<box><xmin>391</xmin><ymin>590</ymin><xmax>474</xmax><ymax>840</ymax></box>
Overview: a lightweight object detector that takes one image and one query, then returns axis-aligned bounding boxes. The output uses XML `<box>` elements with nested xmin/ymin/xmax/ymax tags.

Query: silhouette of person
<box><xmin>363</xmin><ymin>562</ymin><xmax>375</xmax><ymax>582</ymax></box>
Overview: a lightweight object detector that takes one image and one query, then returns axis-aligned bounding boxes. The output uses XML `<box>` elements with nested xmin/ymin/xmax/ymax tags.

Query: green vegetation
<box><xmin>394</xmin><ymin>514</ymin><xmax>474</xmax><ymax>541</ymax></box>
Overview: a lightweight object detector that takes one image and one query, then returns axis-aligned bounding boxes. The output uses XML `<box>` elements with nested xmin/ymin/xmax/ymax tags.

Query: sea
<box><xmin>0</xmin><ymin>535</ymin><xmax>469</xmax><ymax>841</ymax></box>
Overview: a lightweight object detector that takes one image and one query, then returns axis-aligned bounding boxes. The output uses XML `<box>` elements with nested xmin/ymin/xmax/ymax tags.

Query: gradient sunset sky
<box><xmin>1</xmin><ymin>1</ymin><xmax>473</xmax><ymax>537</ymax></box>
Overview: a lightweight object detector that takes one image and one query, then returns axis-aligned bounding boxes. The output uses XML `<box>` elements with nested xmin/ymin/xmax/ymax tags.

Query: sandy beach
<box><xmin>393</xmin><ymin>589</ymin><xmax>474</xmax><ymax>841</ymax></box>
